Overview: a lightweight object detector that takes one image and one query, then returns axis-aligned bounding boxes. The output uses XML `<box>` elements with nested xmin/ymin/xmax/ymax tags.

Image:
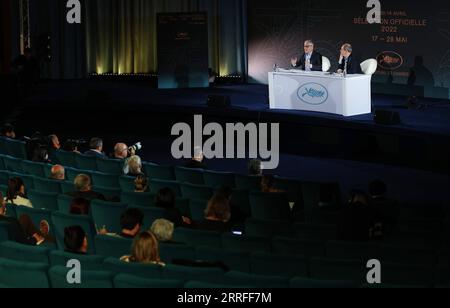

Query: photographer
<box><xmin>24</xmin><ymin>132</ymin><xmax>51</xmax><ymax>163</ymax></box>
<box><xmin>113</xmin><ymin>142</ymin><xmax>141</xmax><ymax>174</ymax></box>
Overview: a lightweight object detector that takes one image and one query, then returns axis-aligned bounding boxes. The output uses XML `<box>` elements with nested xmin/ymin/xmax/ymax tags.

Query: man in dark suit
<box><xmin>291</xmin><ymin>40</ymin><xmax>323</xmax><ymax>71</ymax></box>
<box><xmin>84</xmin><ymin>137</ymin><xmax>106</xmax><ymax>158</ymax></box>
<box><xmin>337</xmin><ymin>43</ymin><xmax>362</xmax><ymax>74</ymax></box>
<box><xmin>65</xmin><ymin>174</ymin><xmax>106</xmax><ymax>202</ymax></box>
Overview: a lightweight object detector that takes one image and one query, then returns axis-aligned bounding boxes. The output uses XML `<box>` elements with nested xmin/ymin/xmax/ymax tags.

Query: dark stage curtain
<box><xmin>85</xmin><ymin>0</ymin><xmax>248</xmax><ymax>76</ymax></box>
<box><xmin>1</xmin><ymin>0</ymin><xmax>12</xmax><ymax>74</ymax></box>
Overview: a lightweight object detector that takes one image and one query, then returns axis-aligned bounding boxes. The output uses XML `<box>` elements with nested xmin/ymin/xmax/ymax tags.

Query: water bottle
<box><xmin>273</xmin><ymin>63</ymin><xmax>279</xmax><ymax>72</ymax></box>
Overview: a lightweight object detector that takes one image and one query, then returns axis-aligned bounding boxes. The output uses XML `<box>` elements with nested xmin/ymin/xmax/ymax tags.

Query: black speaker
<box><xmin>374</xmin><ymin>110</ymin><xmax>401</xmax><ymax>125</ymax></box>
<box><xmin>207</xmin><ymin>95</ymin><xmax>231</xmax><ymax>108</ymax></box>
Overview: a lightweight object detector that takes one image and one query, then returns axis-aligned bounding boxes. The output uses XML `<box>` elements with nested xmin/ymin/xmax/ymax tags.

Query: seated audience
<box><xmin>248</xmin><ymin>159</ymin><xmax>263</xmax><ymax>176</ymax></box>
<box><xmin>1</xmin><ymin>123</ymin><xmax>16</xmax><ymax>139</ymax></box>
<box><xmin>84</xmin><ymin>137</ymin><xmax>106</xmax><ymax>158</ymax></box>
<box><xmin>64</xmin><ymin>225</ymin><xmax>88</xmax><ymax>254</ymax></box>
<box><xmin>195</xmin><ymin>194</ymin><xmax>232</xmax><ymax>233</ymax></box>
<box><xmin>5</xmin><ymin>177</ymin><xmax>32</xmax><ymax>208</ymax></box>
<box><xmin>134</xmin><ymin>174</ymin><xmax>149</xmax><ymax>193</ymax></box>
<box><xmin>155</xmin><ymin>188</ymin><xmax>191</xmax><ymax>227</ymax></box>
<box><xmin>0</xmin><ymin>192</ymin><xmax>52</xmax><ymax>245</ymax></box>
<box><xmin>49</xmin><ymin>165</ymin><xmax>65</xmax><ymax>181</ymax></box>
<box><xmin>120</xmin><ymin>231</ymin><xmax>165</xmax><ymax>266</ymax></box>
<box><xmin>127</xmin><ymin>155</ymin><xmax>144</xmax><ymax>177</ymax></box>
<box><xmin>338</xmin><ymin>190</ymin><xmax>376</xmax><ymax>242</ymax></box>
<box><xmin>184</xmin><ymin>146</ymin><xmax>207</xmax><ymax>169</ymax></box>
<box><xmin>119</xmin><ymin>208</ymin><xmax>144</xmax><ymax>239</ymax></box>
<box><xmin>261</xmin><ymin>175</ymin><xmax>283</xmax><ymax>193</ymax></box>
<box><xmin>150</xmin><ymin>219</ymin><xmax>176</xmax><ymax>243</ymax></box>
<box><xmin>66</xmin><ymin>174</ymin><xmax>106</xmax><ymax>202</ymax></box>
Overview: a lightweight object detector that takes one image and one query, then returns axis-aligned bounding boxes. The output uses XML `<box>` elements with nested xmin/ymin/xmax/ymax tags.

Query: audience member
<box><xmin>0</xmin><ymin>192</ymin><xmax>51</xmax><ymax>245</ymax></box>
<box><xmin>134</xmin><ymin>174</ymin><xmax>149</xmax><ymax>193</ymax></box>
<box><xmin>65</xmin><ymin>174</ymin><xmax>106</xmax><ymax>202</ymax></box>
<box><xmin>119</xmin><ymin>208</ymin><xmax>144</xmax><ymax>239</ymax></box>
<box><xmin>5</xmin><ymin>177</ymin><xmax>32</xmax><ymax>208</ymax></box>
<box><xmin>64</xmin><ymin>226</ymin><xmax>88</xmax><ymax>254</ymax></box>
<box><xmin>114</xmin><ymin>142</ymin><xmax>135</xmax><ymax>174</ymax></box>
<box><xmin>215</xmin><ymin>186</ymin><xmax>248</xmax><ymax>225</ymax></box>
<box><xmin>127</xmin><ymin>155</ymin><xmax>144</xmax><ymax>177</ymax></box>
<box><xmin>84</xmin><ymin>137</ymin><xmax>106</xmax><ymax>158</ymax></box>
<box><xmin>1</xmin><ymin>123</ymin><xmax>16</xmax><ymax>139</ymax></box>
<box><xmin>150</xmin><ymin>219</ymin><xmax>176</xmax><ymax>243</ymax></box>
<box><xmin>48</xmin><ymin>134</ymin><xmax>61</xmax><ymax>150</ymax></box>
<box><xmin>184</xmin><ymin>146</ymin><xmax>207</xmax><ymax>169</ymax></box>
<box><xmin>195</xmin><ymin>194</ymin><xmax>231</xmax><ymax>232</ymax></box>
<box><xmin>120</xmin><ymin>231</ymin><xmax>165</xmax><ymax>265</ymax></box>
<box><xmin>155</xmin><ymin>188</ymin><xmax>191</xmax><ymax>227</ymax></box>
<box><xmin>31</xmin><ymin>146</ymin><xmax>50</xmax><ymax>163</ymax></box>
<box><xmin>50</xmin><ymin>165</ymin><xmax>65</xmax><ymax>181</ymax></box>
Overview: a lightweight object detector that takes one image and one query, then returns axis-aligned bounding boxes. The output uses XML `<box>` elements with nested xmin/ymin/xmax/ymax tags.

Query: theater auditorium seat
<box><xmin>360</xmin><ymin>59</ymin><xmax>378</xmax><ymax>75</ymax></box>
<box><xmin>322</xmin><ymin>56</ymin><xmax>331</xmax><ymax>72</ymax></box>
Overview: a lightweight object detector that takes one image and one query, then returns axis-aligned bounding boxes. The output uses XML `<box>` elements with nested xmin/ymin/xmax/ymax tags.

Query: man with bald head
<box><xmin>291</xmin><ymin>40</ymin><xmax>323</xmax><ymax>72</ymax></box>
<box><xmin>50</xmin><ymin>165</ymin><xmax>65</xmax><ymax>181</ymax></box>
<box><xmin>114</xmin><ymin>143</ymin><xmax>136</xmax><ymax>174</ymax></box>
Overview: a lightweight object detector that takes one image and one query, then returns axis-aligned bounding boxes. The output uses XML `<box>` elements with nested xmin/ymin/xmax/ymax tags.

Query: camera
<box><xmin>129</xmin><ymin>142</ymin><xmax>142</xmax><ymax>153</ymax></box>
<box><xmin>66</xmin><ymin>139</ymin><xmax>87</xmax><ymax>146</ymax></box>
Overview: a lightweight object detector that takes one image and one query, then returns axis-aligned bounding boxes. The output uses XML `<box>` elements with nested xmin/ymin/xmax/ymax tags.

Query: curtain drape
<box><xmin>85</xmin><ymin>0</ymin><xmax>247</xmax><ymax>76</ymax></box>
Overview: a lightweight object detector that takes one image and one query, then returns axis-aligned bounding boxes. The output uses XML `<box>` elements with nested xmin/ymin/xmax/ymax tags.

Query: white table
<box><xmin>268</xmin><ymin>70</ymin><xmax>372</xmax><ymax>116</ymax></box>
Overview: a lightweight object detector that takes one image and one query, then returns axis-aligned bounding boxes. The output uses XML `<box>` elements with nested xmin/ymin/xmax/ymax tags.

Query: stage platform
<box><xmin>11</xmin><ymin>80</ymin><xmax>450</xmax><ymax>174</ymax></box>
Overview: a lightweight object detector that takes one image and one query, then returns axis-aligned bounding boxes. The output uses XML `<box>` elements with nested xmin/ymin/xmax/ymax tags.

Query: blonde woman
<box><xmin>120</xmin><ymin>231</ymin><xmax>165</xmax><ymax>266</ymax></box>
<box><xmin>127</xmin><ymin>155</ymin><xmax>144</xmax><ymax>177</ymax></box>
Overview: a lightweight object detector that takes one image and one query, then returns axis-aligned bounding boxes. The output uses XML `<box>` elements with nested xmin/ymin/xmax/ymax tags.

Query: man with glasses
<box><xmin>114</xmin><ymin>142</ymin><xmax>136</xmax><ymax>174</ymax></box>
<box><xmin>337</xmin><ymin>43</ymin><xmax>362</xmax><ymax>74</ymax></box>
<box><xmin>291</xmin><ymin>40</ymin><xmax>323</xmax><ymax>72</ymax></box>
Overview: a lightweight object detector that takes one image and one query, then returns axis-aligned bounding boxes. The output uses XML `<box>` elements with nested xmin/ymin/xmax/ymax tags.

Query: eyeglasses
<box><xmin>304</xmin><ymin>45</ymin><xmax>312</xmax><ymax>48</ymax></box>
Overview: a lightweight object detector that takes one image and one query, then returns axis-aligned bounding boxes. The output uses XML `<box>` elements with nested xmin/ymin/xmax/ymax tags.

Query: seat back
<box><xmin>0</xmin><ymin>258</ymin><xmax>50</xmax><ymax>288</ymax></box>
<box><xmin>28</xmin><ymin>190</ymin><xmax>59</xmax><ymax>210</ymax></box>
<box><xmin>94</xmin><ymin>235</ymin><xmax>132</xmax><ymax>258</ymax></box>
<box><xmin>142</xmin><ymin>162</ymin><xmax>175</xmax><ymax>181</ymax></box>
<box><xmin>96</xmin><ymin>158</ymin><xmax>123</xmax><ymax>175</ymax></box>
<box><xmin>174</xmin><ymin>167</ymin><xmax>204</xmax><ymax>185</ymax></box>
<box><xmin>49</xmin><ymin>265</ymin><xmax>114</xmax><ymax>288</ymax></box>
<box><xmin>51</xmin><ymin>211</ymin><xmax>97</xmax><ymax>254</ymax></box>
<box><xmin>322</xmin><ymin>56</ymin><xmax>331</xmax><ymax>72</ymax></box>
<box><xmin>360</xmin><ymin>59</ymin><xmax>377</xmax><ymax>75</ymax></box>
<box><xmin>0</xmin><ymin>241</ymin><xmax>51</xmax><ymax>264</ymax></box>
<box><xmin>114</xmin><ymin>274</ymin><xmax>183</xmax><ymax>288</ymax></box>
<box><xmin>55</xmin><ymin>150</ymin><xmax>77</xmax><ymax>168</ymax></box>
<box><xmin>49</xmin><ymin>250</ymin><xmax>104</xmax><ymax>271</ymax></box>
<box><xmin>90</xmin><ymin>200</ymin><xmax>127</xmax><ymax>234</ymax></box>
<box><xmin>75</xmin><ymin>154</ymin><xmax>98</xmax><ymax>171</ymax></box>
